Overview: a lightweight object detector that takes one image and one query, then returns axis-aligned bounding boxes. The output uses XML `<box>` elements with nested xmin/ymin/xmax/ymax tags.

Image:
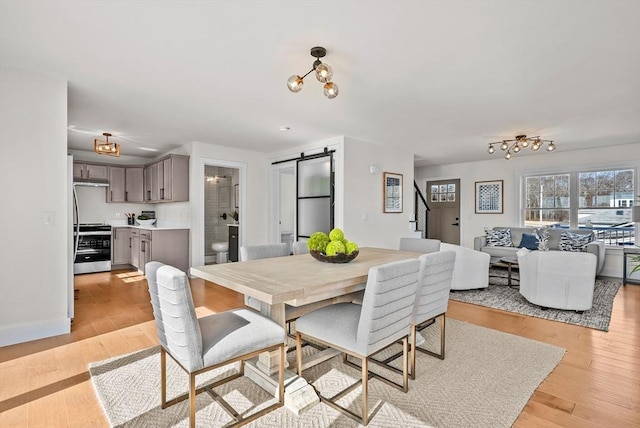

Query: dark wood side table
<box><xmin>500</xmin><ymin>256</ymin><xmax>519</xmax><ymax>287</ymax></box>
<box><xmin>622</xmin><ymin>247</ymin><xmax>640</xmax><ymax>286</ymax></box>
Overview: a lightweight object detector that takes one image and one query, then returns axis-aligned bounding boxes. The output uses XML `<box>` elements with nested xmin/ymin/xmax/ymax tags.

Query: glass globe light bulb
<box><xmin>532</xmin><ymin>143</ymin><xmax>541</xmax><ymax>151</ymax></box>
<box><xmin>287</xmin><ymin>75</ymin><xmax>304</xmax><ymax>93</ymax></box>
<box><xmin>505</xmin><ymin>152</ymin><xmax>512</xmax><ymax>160</ymax></box>
<box><xmin>513</xmin><ymin>144</ymin><xmax>521</xmax><ymax>153</ymax></box>
<box><xmin>500</xmin><ymin>141</ymin><xmax>509</xmax><ymax>151</ymax></box>
<box><xmin>521</xmin><ymin>139</ymin><xmax>529</xmax><ymax>148</ymax></box>
<box><xmin>315</xmin><ymin>63</ymin><xmax>333</xmax><ymax>83</ymax></box>
<box><xmin>488</xmin><ymin>145</ymin><xmax>495</xmax><ymax>154</ymax></box>
<box><xmin>547</xmin><ymin>142</ymin><xmax>556</xmax><ymax>152</ymax></box>
<box><xmin>324</xmin><ymin>81</ymin><xmax>339</xmax><ymax>99</ymax></box>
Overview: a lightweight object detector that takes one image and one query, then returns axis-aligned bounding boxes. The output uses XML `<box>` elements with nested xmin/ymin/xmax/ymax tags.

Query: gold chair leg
<box><xmin>362</xmin><ymin>356</ymin><xmax>369</xmax><ymax>426</ymax></box>
<box><xmin>160</xmin><ymin>348</ymin><xmax>167</xmax><ymax>408</ymax></box>
<box><xmin>410</xmin><ymin>324</ymin><xmax>417</xmax><ymax>380</ymax></box>
<box><xmin>440</xmin><ymin>315</ymin><xmax>446</xmax><ymax>359</ymax></box>
<box><xmin>402</xmin><ymin>336</ymin><xmax>408</xmax><ymax>391</ymax></box>
<box><xmin>189</xmin><ymin>372</ymin><xmax>196</xmax><ymax>428</ymax></box>
<box><xmin>415</xmin><ymin>314</ymin><xmax>446</xmax><ymax>360</ymax></box>
<box><xmin>279</xmin><ymin>344</ymin><xmax>285</xmax><ymax>403</ymax></box>
<box><xmin>296</xmin><ymin>332</ymin><xmax>303</xmax><ymax>375</ymax></box>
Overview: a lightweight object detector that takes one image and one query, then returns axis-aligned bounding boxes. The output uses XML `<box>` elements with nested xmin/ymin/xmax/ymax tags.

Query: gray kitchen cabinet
<box><xmin>125</xmin><ymin>167</ymin><xmax>144</xmax><ymax>202</ymax></box>
<box><xmin>130</xmin><ymin>229</ymin><xmax>140</xmax><ymax>269</ymax></box>
<box><xmin>140</xmin><ymin>230</ymin><xmax>153</xmax><ymax>270</ymax></box>
<box><xmin>144</xmin><ymin>162</ymin><xmax>160</xmax><ymax>202</ymax></box>
<box><xmin>228</xmin><ymin>225</ymin><xmax>239</xmax><ymax>262</ymax></box>
<box><xmin>128</xmin><ymin>228</ymin><xmax>188</xmax><ymax>274</ymax></box>
<box><xmin>150</xmin><ymin>229</ymin><xmax>189</xmax><ymax>273</ymax></box>
<box><xmin>108</xmin><ymin>166</ymin><xmax>144</xmax><ymax>203</ymax></box>
<box><xmin>108</xmin><ymin>166</ymin><xmax>126</xmax><ymax>202</ymax></box>
<box><xmin>144</xmin><ymin>155</ymin><xmax>189</xmax><ymax>202</ymax></box>
<box><xmin>111</xmin><ymin>227</ymin><xmax>131</xmax><ymax>265</ymax></box>
<box><xmin>73</xmin><ymin>162</ymin><xmax>108</xmax><ymax>181</ymax></box>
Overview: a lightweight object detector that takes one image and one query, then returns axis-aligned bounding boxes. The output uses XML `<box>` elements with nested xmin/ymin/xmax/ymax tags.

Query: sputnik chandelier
<box><xmin>487</xmin><ymin>135</ymin><xmax>556</xmax><ymax>160</ymax></box>
<box><xmin>287</xmin><ymin>46</ymin><xmax>339</xmax><ymax>99</ymax></box>
<box><xmin>94</xmin><ymin>132</ymin><xmax>120</xmax><ymax>157</ymax></box>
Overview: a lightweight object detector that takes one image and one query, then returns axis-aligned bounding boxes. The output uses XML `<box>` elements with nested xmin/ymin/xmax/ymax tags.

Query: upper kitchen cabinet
<box><xmin>144</xmin><ymin>154</ymin><xmax>189</xmax><ymax>203</ymax></box>
<box><xmin>108</xmin><ymin>166</ymin><xmax>144</xmax><ymax>203</ymax></box>
<box><xmin>73</xmin><ymin>162</ymin><xmax>108</xmax><ymax>181</ymax></box>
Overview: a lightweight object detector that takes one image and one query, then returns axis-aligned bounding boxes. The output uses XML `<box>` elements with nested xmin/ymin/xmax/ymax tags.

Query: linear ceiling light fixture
<box><xmin>94</xmin><ymin>132</ymin><xmax>120</xmax><ymax>157</ymax></box>
<box><xmin>488</xmin><ymin>134</ymin><xmax>556</xmax><ymax>160</ymax></box>
<box><xmin>287</xmin><ymin>46</ymin><xmax>339</xmax><ymax>99</ymax></box>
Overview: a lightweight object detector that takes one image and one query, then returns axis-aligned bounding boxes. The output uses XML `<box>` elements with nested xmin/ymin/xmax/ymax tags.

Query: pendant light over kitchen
<box><xmin>287</xmin><ymin>46</ymin><xmax>339</xmax><ymax>99</ymax></box>
<box><xmin>94</xmin><ymin>132</ymin><xmax>120</xmax><ymax>157</ymax></box>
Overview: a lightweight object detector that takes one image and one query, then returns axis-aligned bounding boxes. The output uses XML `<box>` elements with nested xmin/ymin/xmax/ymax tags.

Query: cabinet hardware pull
<box><xmin>125</xmin><ymin>191</ymin><xmax>128</xmax><ymax>202</ymax></box>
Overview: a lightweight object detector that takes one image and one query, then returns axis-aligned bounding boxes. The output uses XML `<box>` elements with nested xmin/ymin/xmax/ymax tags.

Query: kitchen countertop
<box><xmin>109</xmin><ymin>220</ymin><xmax>190</xmax><ymax>230</ymax></box>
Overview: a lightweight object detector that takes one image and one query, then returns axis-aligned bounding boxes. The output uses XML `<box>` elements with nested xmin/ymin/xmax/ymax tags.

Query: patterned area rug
<box><xmin>90</xmin><ymin>319</ymin><xmax>564</xmax><ymax>428</ymax></box>
<box><xmin>449</xmin><ymin>268</ymin><xmax>621</xmax><ymax>331</ymax></box>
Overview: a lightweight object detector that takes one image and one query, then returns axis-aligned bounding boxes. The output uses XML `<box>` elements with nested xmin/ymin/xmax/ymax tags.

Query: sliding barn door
<box><xmin>296</xmin><ymin>154</ymin><xmax>334</xmax><ymax>239</ymax></box>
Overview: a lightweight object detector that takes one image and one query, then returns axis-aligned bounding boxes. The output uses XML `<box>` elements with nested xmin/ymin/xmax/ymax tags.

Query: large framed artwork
<box><xmin>383</xmin><ymin>172</ymin><xmax>403</xmax><ymax>213</ymax></box>
<box><xmin>475</xmin><ymin>180</ymin><xmax>503</xmax><ymax>214</ymax></box>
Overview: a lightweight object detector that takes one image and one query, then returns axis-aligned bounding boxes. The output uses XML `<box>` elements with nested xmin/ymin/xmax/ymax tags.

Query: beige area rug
<box><xmin>89</xmin><ymin>319</ymin><xmax>565</xmax><ymax>428</ymax></box>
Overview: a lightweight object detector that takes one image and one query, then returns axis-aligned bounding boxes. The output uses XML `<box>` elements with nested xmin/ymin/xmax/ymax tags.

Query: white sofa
<box><xmin>474</xmin><ymin>227</ymin><xmax>605</xmax><ymax>275</ymax></box>
<box><xmin>517</xmin><ymin>249</ymin><xmax>597</xmax><ymax>311</ymax></box>
<box><xmin>440</xmin><ymin>243</ymin><xmax>490</xmax><ymax>290</ymax></box>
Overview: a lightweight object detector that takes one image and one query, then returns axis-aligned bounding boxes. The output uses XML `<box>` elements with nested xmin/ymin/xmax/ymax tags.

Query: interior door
<box><xmin>296</xmin><ymin>154</ymin><xmax>334</xmax><ymax>239</ymax></box>
<box><xmin>426</xmin><ymin>179</ymin><xmax>461</xmax><ymax>244</ymax></box>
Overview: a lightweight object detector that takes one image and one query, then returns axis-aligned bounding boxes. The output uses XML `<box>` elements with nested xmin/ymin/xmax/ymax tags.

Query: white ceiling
<box><xmin>1</xmin><ymin>1</ymin><xmax>639</xmax><ymax>166</ymax></box>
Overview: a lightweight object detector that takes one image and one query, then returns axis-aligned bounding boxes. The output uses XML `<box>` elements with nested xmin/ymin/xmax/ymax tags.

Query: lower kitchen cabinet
<box><xmin>228</xmin><ymin>225</ymin><xmax>239</xmax><ymax>262</ymax></box>
<box><xmin>113</xmin><ymin>227</ymin><xmax>189</xmax><ymax>274</ymax></box>
<box><xmin>112</xmin><ymin>227</ymin><xmax>131</xmax><ymax>265</ymax></box>
<box><xmin>149</xmin><ymin>229</ymin><xmax>189</xmax><ymax>273</ymax></box>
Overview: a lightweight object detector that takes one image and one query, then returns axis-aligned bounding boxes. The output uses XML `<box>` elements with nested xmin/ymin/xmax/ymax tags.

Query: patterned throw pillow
<box><xmin>558</xmin><ymin>231</ymin><xmax>595</xmax><ymax>252</ymax></box>
<box><xmin>485</xmin><ymin>228</ymin><xmax>513</xmax><ymax>247</ymax></box>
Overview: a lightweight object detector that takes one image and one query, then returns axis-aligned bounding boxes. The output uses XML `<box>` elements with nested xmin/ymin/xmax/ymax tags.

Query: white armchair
<box><xmin>517</xmin><ymin>249</ymin><xmax>597</xmax><ymax>311</ymax></box>
<box><xmin>440</xmin><ymin>243</ymin><xmax>490</xmax><ymax>290</ymax></box>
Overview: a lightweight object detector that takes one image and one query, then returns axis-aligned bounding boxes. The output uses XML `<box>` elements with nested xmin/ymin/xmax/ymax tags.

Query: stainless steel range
<box><xmin>74</xmin><ymin>224</ymin><xmax>112</xmax><ymax>274</ymax></box>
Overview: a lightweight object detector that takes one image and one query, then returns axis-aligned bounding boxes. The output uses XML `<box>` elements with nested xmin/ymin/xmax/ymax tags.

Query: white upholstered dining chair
<box><xmin>295</xmin><ymin>258</ymin><xmax>421</xmax><ymax>425</ymax></box>
<box><xmin>145</xmin><ymin>262</ymin><xmax>286</xmax><ymax>428</ymax></box>
<box><xmin>409</xmin><ymin>251</ymin><xmax>456</xmax><ymax>377</ymax></box>
<box><xmin>240</xmin><ymin>243</ymin><xmax>290</xmax><ymax>311</ymax></box>
<box><xmin>399</xmin><ymin>237</ymin><xmax>441</xmax><ymax>253</ymax></box>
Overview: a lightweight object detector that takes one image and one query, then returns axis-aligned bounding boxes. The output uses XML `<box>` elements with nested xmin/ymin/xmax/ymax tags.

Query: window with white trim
<box><xmin>523</xmin><ymin>168</ymin><xmax>635</xmax><ymax>246</ymax></box>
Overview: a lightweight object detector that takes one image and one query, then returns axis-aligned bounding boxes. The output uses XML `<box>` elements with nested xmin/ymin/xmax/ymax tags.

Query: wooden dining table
<box><xmin>190</xmin><ymin>246</ymin><xmax>420</xmax><ymax>413</ymax></box>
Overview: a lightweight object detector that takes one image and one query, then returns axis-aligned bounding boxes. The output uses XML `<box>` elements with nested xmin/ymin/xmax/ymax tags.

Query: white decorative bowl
<box><xmin>136</xmin><ymin>219</ymin><xmax>156</xmax><ymax>226</ymax></box>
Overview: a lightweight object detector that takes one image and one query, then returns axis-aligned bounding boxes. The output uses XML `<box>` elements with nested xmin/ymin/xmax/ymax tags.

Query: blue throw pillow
<box><xmin>518</xmin><ymin>233</ymin><xmax>539</xmax><ymax>250</ymax></box>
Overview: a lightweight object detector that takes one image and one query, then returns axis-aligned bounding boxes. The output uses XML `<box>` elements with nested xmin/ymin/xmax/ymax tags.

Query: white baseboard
<box><xmin>0</xmin><ymin>317</ymin><xmax>70</xmax><ymax>347</ymax></box>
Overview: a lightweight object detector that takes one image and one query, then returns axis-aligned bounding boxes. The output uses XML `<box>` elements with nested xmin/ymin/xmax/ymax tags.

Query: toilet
<box><xmin>211</xmin><ymin>242</ymin><xmax>229</xmax><ymax>264</ymax></box>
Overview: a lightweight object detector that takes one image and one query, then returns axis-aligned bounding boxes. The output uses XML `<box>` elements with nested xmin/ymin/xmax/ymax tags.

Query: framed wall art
<box><xmin>475</xmin><ymin>180</ymin><xmax>503</xmax><ymax>214</ymax></box>
<box><xmin>383</xmin><ymin>172</ymin><xmax>403</xmax><ymax>213</ymax></box>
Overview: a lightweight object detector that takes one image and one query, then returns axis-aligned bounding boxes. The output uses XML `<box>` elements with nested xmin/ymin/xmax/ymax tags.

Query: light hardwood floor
<box><xmin>1</xmin><ymin>269</ymin><xmax>638</xmax><ymax>427</ymax></box>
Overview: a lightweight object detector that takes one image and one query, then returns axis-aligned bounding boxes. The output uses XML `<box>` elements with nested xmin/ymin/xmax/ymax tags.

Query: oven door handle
<box><xmin>77</xmin><ymin>231</ymin><xmax>112</xmax><ymax>236</ymax></box>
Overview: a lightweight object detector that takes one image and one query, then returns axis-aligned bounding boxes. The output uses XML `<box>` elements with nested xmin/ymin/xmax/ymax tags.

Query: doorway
<box><xmin>203</xmin><ymin>165</ymin><xmax>240</xmax><ymax>264</ymax></box>
<box><xmin>426</xmin><ymin>179</ymin><xmax>461</xmax><ymax>244</ymax></box>
<box><xmin>278</xmin><ymin>166</ymin><xmax>296</xmax><ymax>250</ymax></box>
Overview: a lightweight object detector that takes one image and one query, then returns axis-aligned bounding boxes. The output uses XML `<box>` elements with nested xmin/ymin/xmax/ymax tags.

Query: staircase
<box><xmin>413</xmin><ymin>181</ymin><xmax>430</xmax><ymax>238</ymax></box>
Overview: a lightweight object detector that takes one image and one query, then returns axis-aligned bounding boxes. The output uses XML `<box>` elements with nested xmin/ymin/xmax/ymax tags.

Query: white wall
<box><xmin>268</xmin><ymin>136</ymin><xmax>414</xmax><ymax>250</ymax></box>
<box><xmin>0</xmin><ymin>68</ymin><xmax>69</xmax><ymax>346</ymax></box>
<box><xmin>74</xmin><ymin>185</ymin><xmax>147</xmax><ymax>224</ymax></box>
<box><xmin>343</xmin><ymin>137</ymin><xmax>416</xmax><ymax>249</ymax></box>
<box><xmin>415</xmin><ymin>143</ymin><xmax>640</xmax><ymax>277</ymax></box>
